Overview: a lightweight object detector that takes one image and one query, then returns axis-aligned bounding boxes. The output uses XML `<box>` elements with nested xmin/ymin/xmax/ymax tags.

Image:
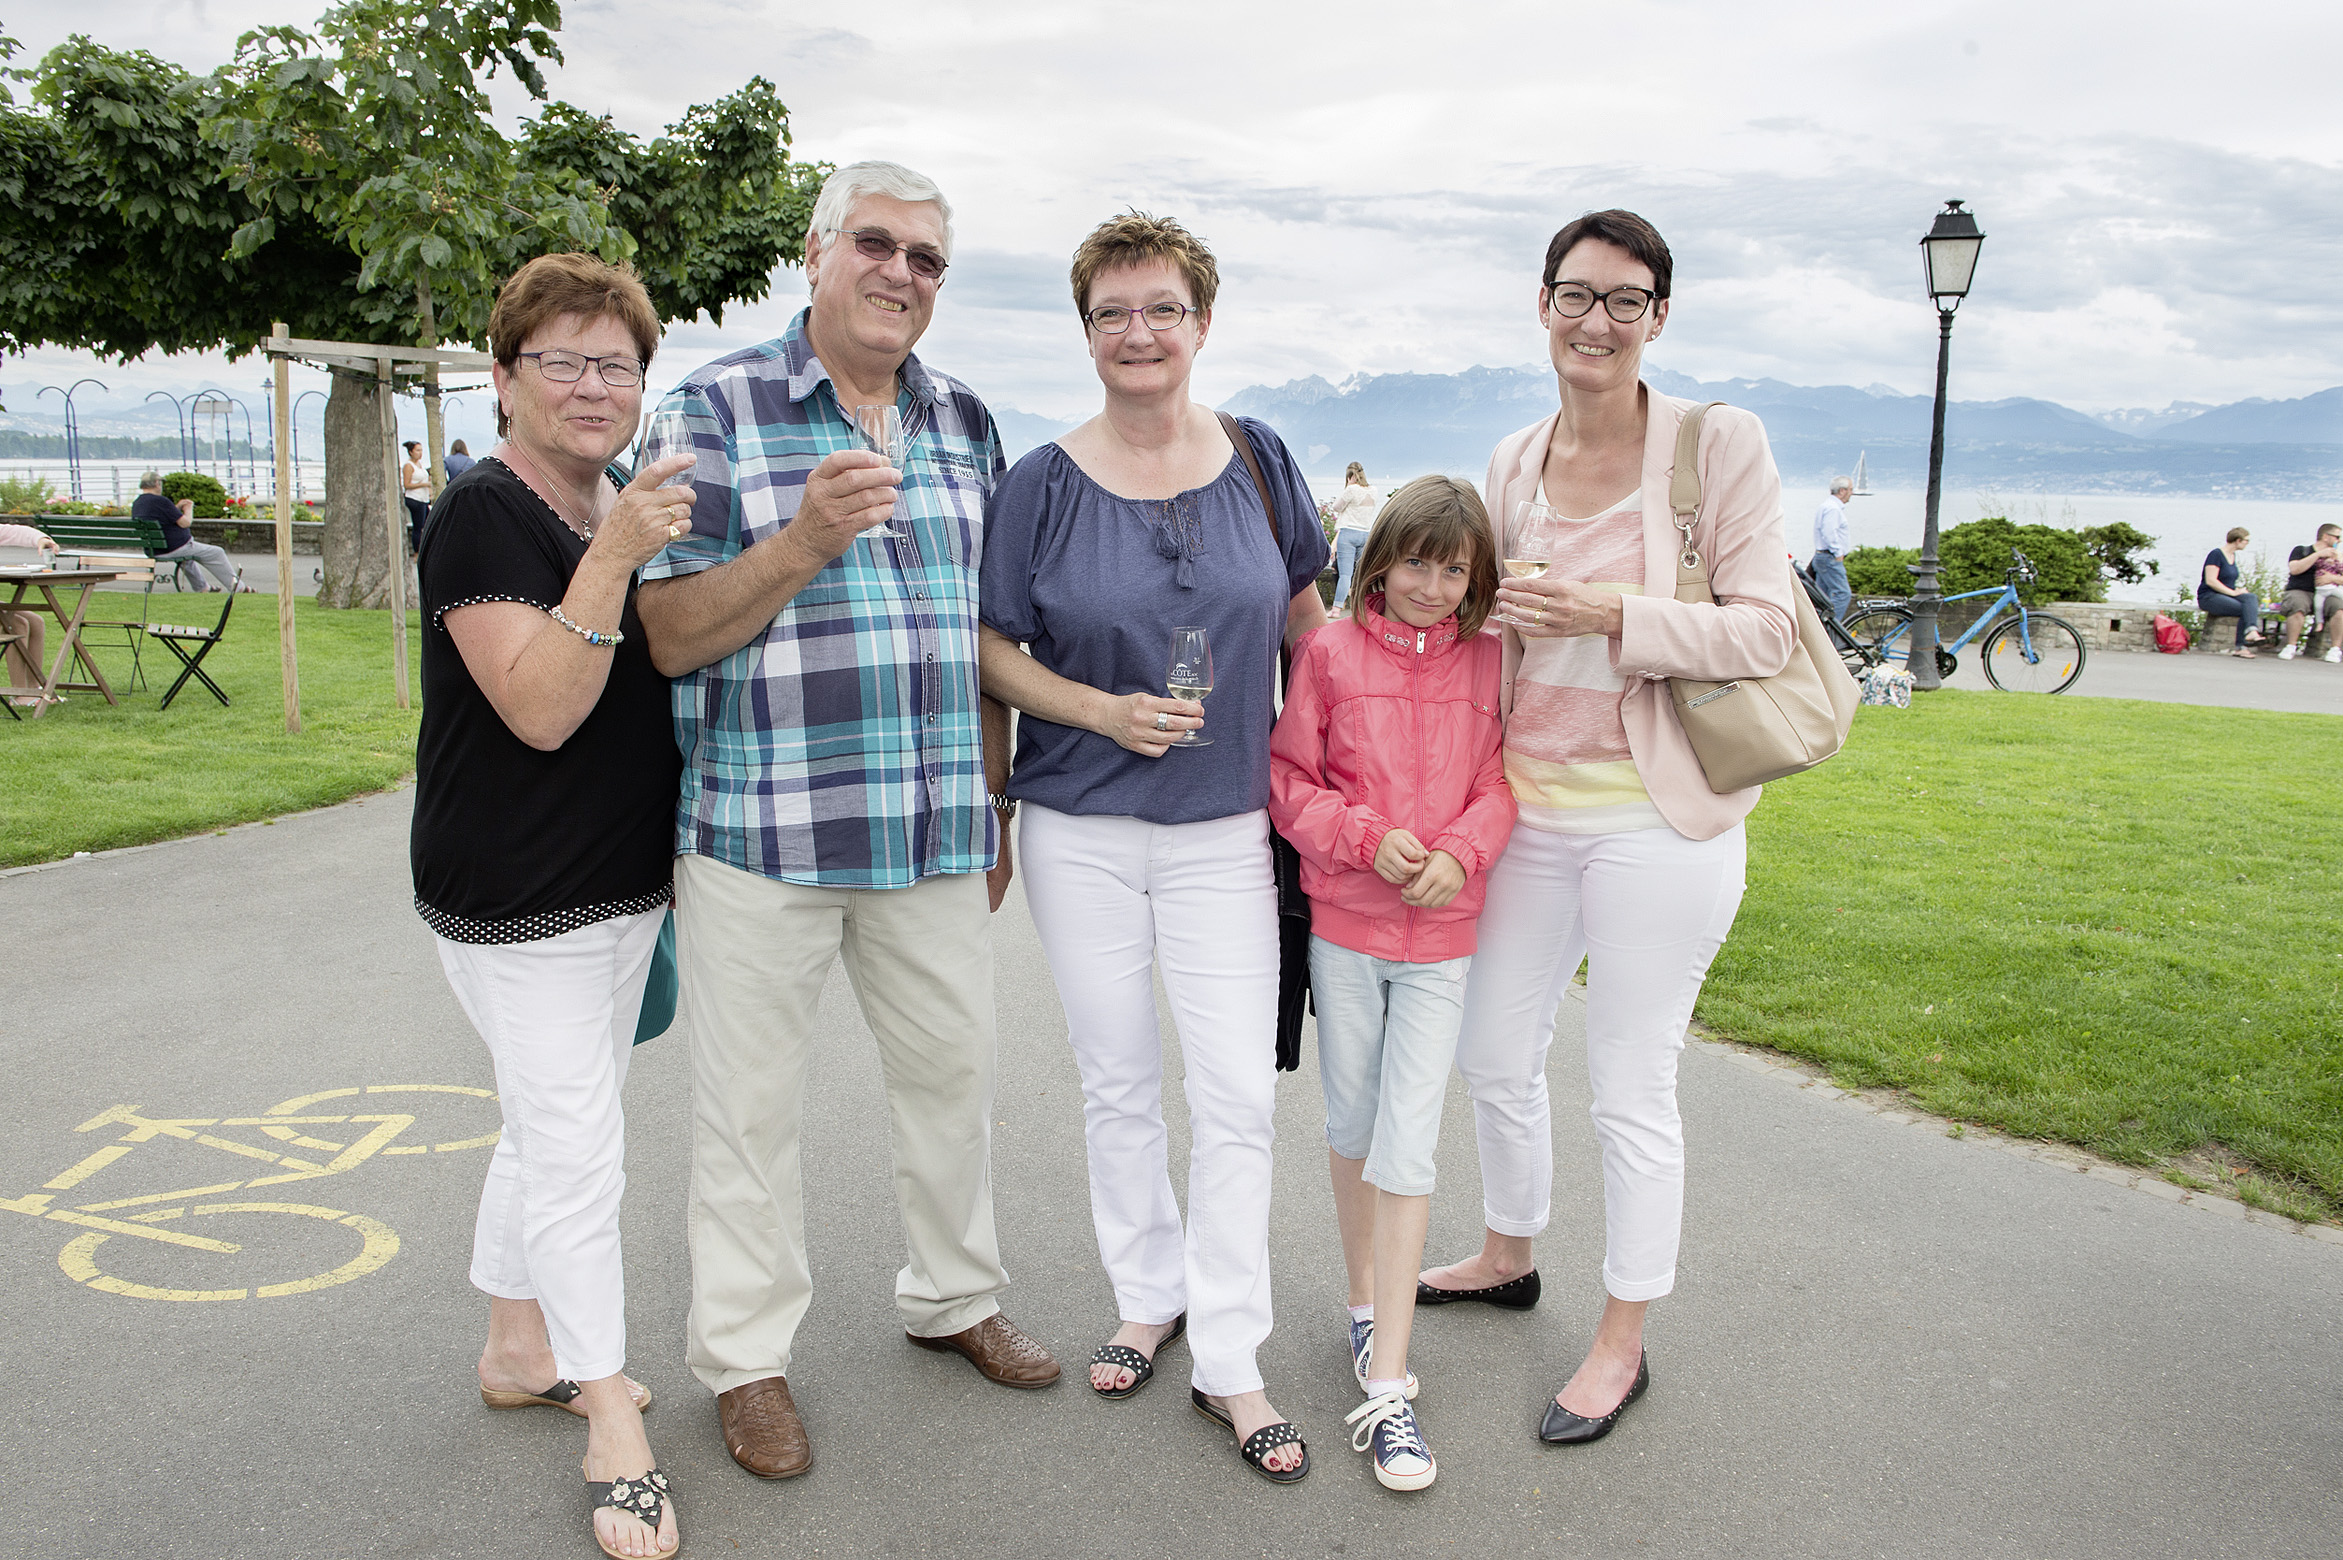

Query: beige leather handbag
<box><xmin>1665</xmin><ymin>402</ymin><xmax>1859</xmax><ymax>793</ymax></box>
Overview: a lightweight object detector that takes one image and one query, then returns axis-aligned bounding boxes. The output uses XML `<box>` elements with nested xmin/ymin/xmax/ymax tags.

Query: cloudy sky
<box><xmin>7</xmin><ymin>0</ymin><xmax>2341</xmax><ymax>453</ymax></box>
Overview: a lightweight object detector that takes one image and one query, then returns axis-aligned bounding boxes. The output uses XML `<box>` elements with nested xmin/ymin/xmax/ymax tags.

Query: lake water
<box><xmin>1309</xmin><ymin>474</ymin><xmax>2343</xmax><ymax>606</ymax></box>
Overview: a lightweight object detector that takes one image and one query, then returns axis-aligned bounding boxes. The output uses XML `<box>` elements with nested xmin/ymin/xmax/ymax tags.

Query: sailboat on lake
<box><xmin>1851</xmin><ymin>451</ymin><xmax>1872</xmax><ymax>496</ymax></box>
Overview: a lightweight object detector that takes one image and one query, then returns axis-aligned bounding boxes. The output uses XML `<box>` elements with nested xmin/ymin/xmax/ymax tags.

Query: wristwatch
<box><xmin>990</xmin><ymin>794</ymin><xmax>1017</xmax><ymax>819</ymax></box>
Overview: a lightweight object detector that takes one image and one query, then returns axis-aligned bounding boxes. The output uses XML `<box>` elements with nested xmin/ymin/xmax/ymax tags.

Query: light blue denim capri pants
<box><xmin>1310</xmin><ymin>936</ymin><xmax>1471</xmax><ymax>1196</ymax></box>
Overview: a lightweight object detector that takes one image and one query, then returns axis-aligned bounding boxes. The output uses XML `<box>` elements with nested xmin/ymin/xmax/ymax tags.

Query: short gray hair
<box><xmin>1830</xmin><ymin>477</ymin><xmax>1853</xmax><ymax>495</ymax></box>
<box><xmin>139</xmin><ymin>471</ymin><xmax>162</xmax><ymax>491</ymax></box>
<box><xmin>809</xmin><ymin>160</ymin><xmax>954</xmax><ymax>258</ymax></box>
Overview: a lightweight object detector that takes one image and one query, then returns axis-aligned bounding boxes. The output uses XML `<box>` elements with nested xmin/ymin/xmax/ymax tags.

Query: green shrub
<box><xmin>162</xmin><ymin>470</ymin><xmax>230</xmax><ymax>518</ymax></box>
<box><xmin>1846</xmin><ymin>545</ymin><xmax>1919</xmax><ymax>596</ymax></box>
<box><xmin>0</xmin><ymin>474</ymin><xmax>55</xmax><ymax>513</ymax></box>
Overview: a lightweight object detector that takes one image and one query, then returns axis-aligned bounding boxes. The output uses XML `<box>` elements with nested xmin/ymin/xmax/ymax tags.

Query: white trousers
<box><xmin>1453</xmin><ymin>822</ymin><xmax>1745</xmax><ymax>1301</ymax></box>
<box><xmin>1018</xmin><ymin>804</ymin><xmax>1280</xmax><ymax>1397</ymax></box>
<box><xmin>438</xmin><ymin>907</ymin><xmax>664</xmax><ymax>1383</ymax></box>
<box><xmin>675</xmin><ymin>855</ymin><xmax>1009</xmax><ymax>1394</ymax></box>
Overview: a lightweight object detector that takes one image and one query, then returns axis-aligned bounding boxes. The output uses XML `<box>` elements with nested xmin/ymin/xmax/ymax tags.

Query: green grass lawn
<box><xmin>4</xmin><ymin>591</ymin><xmax>421</xmax><ymax>866</ymax></box>
<box><xmin>1704</xmin><ymin>693</ymin><xmax>2343</xmax><ymax>1224</ymax></box>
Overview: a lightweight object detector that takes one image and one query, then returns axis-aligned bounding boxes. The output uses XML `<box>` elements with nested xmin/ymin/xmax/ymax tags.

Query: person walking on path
<box><xmin>2275</xmin><ymin>523</ymin><xmax>2341</xmax><ymax>662</ymax></box>
<box><xmin>977</xmin><ymin>210</ymin><xmax>1329</xmax><ymax>1484</ymax></box>
<box><xmin>1414</xmin><ymin>209</ymin><xmax>1797</xmax><ymax>1447</ymax></box>
<box><xmin>1328</xmin><ymin>463</ymin><xmax>1381</xmax><ymax>612</ymax></box>
<box><xmin>132</xmin><ymin>472</ymin><xmax>239</xmax><ymax>592</ymax></box>
<box><xmin>1268</xmin><ymin>475</ymin><xmax>1515</xmax><ymax>1491</ymax></box>
<box><xmin>411</xmin><ymin>253</ymin><xmax>691</xmax><ymax>1559</ymax></box>
<box><xmin>1809</xmin><ymin>477</ymin><xmax>1853</xmax><ymax>622</ymax></box>
<box><xmin>2198</xmin><ymin>527</ymin><xmax>2266</xmax><ymax>657</ymax></box>
<box><xmin>635</xmin><ymin>160</ymin><xmax>1058</xmax><ymax>1488</ymax></box>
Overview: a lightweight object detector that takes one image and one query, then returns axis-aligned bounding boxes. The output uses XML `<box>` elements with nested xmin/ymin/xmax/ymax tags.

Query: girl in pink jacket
<box><xmin>1268</xmin><ymin>475</ymin><xmax>1516</xmax><ymax>1491</ymax></box>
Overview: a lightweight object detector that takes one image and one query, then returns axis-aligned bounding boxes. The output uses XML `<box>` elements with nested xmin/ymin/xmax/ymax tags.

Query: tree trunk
<box><xmin>319</xmin><ymin>366</ymin><xmax>414</xmax><ymax>609</ymax></box>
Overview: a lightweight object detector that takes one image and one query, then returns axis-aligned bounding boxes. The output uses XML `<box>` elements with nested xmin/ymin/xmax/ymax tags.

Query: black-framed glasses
<box><xmin>1545</xmin><ymin>283</ymin><xmax>1660</xmax><ymax>323</ymax></box>
<box><xmin>517</xmin><ymin>351</ymin><xmax>645</xmax><ymax>388</ymax></box>
<box><xmin>833</xmin><ymin>227</ymin><xmax>949</xmax><ymax>281</ymax></box>
<box><xmin>1084</xmin><ymin>301</ymin><xmax>1199</xmax><ymax>334</ymax></box>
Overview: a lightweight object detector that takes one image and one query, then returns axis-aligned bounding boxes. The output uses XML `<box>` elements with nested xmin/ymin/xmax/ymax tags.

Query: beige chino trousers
<box><xmin>675</xmin><ymin>853</ymin><xmax>1010</xmax><ymax>1394</ymax></box>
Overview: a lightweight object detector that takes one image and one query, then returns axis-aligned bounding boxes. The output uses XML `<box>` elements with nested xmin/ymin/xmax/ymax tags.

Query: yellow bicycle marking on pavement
<box><xmin>7</xmin><ymin>1085</ymin><xmax>493</xmax><ymax>1302</ymax></box>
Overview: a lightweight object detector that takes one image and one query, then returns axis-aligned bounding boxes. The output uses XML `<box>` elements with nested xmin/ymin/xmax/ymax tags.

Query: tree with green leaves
<box><xmin>1</xmin><ymin>3</ymin><xmax>824</xmax><ymax>606</ymax></box>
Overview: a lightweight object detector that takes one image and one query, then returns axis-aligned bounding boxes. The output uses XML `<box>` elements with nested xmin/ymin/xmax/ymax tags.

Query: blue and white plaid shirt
<box><xmin>638</xmin><ymin>310</ymin><xmax>1005</xmax><ymax>889</ymax></box>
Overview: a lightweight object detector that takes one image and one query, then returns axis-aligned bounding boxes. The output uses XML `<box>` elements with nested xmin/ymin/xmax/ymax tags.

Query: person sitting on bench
<box><xmin>0</xmin><ymin>521</ymin><xmax>56</xmax><ymax>705</ymax></box>
<box><xmin>132</xmin><ymin>472</ymin><xmax>241</xmax><ymax>592</ymax></box>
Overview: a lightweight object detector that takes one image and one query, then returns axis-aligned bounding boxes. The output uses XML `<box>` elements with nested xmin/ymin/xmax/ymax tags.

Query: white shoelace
<box><xmin>1345</xmin><ymin>1389</ymin><xmax>1430</xmax><ymax>1469</ymax></box>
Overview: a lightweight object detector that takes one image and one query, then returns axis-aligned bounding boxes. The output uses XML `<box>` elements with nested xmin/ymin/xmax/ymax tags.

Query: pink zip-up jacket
<box><xmin>1484</xmin><ymin>387</ymin><xmax>1798</xmax><ymax>840</ymax></box>
<box><xmin>1269</xmin><ymin>598</ymin><xmax>1517</xmax><ymax>962</ymax></box>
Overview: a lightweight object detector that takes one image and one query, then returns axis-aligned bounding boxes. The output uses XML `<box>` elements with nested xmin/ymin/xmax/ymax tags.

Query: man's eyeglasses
<box><xmin>517</xmin><ymin>351</ymin><xmax>644</xmax><ymax>388</ymax></box>
<box><xmin>1084</xmin><ymin>302</ymin><xmax>1199</xmax><ymax>334</ymax></box>
<box><xmin>1545</xmin><ymin>283</ymin><xmax>1660</xmax><ymax>324</ymax></box>
<box><xmin>833</xmin><ymin>227</ymin><xmax>949</xmax><ymax>282</ymax></box>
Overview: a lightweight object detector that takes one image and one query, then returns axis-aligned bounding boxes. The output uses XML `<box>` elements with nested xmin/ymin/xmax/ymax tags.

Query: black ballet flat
<box><xmin>1415</xmin><ymin>1268</ymin><xmax>1541</xmax><ymax>1310</ymax></box>
<box><xmin>1538</xmin><ymin>1353</ymin><xmax>1649</xmax><ymax>1444</ymax></box>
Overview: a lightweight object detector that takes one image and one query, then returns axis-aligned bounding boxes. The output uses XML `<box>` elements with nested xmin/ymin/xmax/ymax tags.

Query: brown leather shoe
<box><xmin>717</xmin><ymin>1376</ymin><xmax>812</xmax><ymax>1479</ymax></box>
<box><xmin>908</xmin><ymin>1313</ymin><xmax>1062</xmax><ymax>1389</ymax></box>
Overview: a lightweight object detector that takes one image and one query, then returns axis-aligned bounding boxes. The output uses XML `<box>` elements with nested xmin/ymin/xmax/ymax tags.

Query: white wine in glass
<box><xmin>1165</xmin><ymin>625</ymin><xmax>1213</xmax><ymax>747</ymax></box>
<box><xmin>851</xmin><ymin>403</ymin><xmax>907</xmax><ymax>539</ymax></box>
<box><xmin>1502</xmin><ymin>501</ymin><xmax>1560</xmax><ymax>625</ymax></box>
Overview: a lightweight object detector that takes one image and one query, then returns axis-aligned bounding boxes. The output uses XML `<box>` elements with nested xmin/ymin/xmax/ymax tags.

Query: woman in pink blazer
<box><xmin>1412</xmin><ymin>210</ymin><xmax>1797</xmax><ymax>1445</ymax></box>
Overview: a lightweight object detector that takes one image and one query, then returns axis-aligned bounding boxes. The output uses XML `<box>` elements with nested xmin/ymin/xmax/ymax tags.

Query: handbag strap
<box><xmin>1670</xmin><ymin>401</ymin><xmax>1723</xmax><ymax>609</ymax></box>
<box><xmin>1216</xmin><ymin>410</ymin><xmax>1281</xmax><ymax>550</ymax></box>
<box><xmin>1216</xmin><ymin>410</ymin><xmax>1296</xmax><ymax>688</ymax></box>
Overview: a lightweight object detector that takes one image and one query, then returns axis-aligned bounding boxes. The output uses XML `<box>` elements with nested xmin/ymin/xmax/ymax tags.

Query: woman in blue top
<box><xmin>979</xmin><ymin>211</ymin><xmax>1328</xmax><ymax>1483</ymax></box>
<box><xmin>2198</xmin><ymin>527</ymin><xmax>2266</xmax><ymax>657</ymax></box>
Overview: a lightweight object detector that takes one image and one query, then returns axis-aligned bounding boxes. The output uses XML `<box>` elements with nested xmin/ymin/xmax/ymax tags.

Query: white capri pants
<box><xmin>437</xmin><ymin>906</ymin><xmax>664</xmax><ymax>1383</ymax></box>
<box><xmin>1453</xmin><ymin>822</ymin><xmax>1745</xmax><ymax>1301</ymax></box>
<box><xmin>1018</xmin><ymin>803</ymin><xmax>1280</xmax><ymax>1398</ymax></box>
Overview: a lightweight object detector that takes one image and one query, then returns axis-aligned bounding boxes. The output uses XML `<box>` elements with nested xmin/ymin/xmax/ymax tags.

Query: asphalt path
<box><xmin>3</xmin><ymin>792</ymin><xmax>2339</xmax><ymax>1559</ymax></box>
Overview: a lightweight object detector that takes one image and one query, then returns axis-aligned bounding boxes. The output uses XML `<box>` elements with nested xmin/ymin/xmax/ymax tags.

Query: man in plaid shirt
<box><xmin>637</xmin><ymin>161</ymin><xmax>1059</xmax><ymax>1483</ymax></box>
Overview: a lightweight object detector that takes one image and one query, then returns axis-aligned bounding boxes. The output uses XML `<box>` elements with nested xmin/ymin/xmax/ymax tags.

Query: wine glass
<box><xmin>1501</xmin><ymin>500</ymin><xmax>1558</xmax><ymax>627</ymax></box>
<box><xmin>1164</xmin><ymin>626</ymin><xmax>1213</xmax><ymax>748</ymax></box>
<box><xmin>851</xmin><ymin>403</ymin><xmax>907</xmax><ymax>540</ymax></box>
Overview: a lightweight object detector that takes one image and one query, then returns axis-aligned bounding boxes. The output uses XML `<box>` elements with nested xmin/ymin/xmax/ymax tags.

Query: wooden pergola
<box><xmin>260</xmin><ymin>322</ymin><xmax>494</xmax><ymax>734</ymax></box>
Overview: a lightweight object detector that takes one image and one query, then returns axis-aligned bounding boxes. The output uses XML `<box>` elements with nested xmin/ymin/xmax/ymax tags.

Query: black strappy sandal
<box><xmin>586</xmin><ymin>1465</ymin><xmax>676</xmax><ymax>1559</ymax></box>
<box><xmin>1089</xmin><ymin>1313</ymin><xmax>1186</xmax><ymax>1400</ymax></box>
<box><xmin>482</xmin><ymin>1376</ymin><xmax>653</xmax><ymax>1416</ymax></box>
<box><xmin>1190</xmin><ymin>1388</ymin><xmax>1310</xmax><ymax>1484</ymax></box>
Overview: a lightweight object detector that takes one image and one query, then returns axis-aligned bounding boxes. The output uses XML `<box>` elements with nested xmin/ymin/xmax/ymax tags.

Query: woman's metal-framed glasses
<box><xmin>517</xmin><ymin>351</ymin><xmax>645</xmax><ymax>388</ymax></box>
<box><xmin>1084</xmin><ymin>302</ymin><xmax>1199</xmax><ymax>334</ymax></box>
<box><xmin>1544</xmin><ymin>283</ymin><xmax>1660</xmax><ymax>323</ymax></box>
<box><xmin>833</xmin><ymin>227</ymin><xmax>950</xmax><ymax>281</ymax></box>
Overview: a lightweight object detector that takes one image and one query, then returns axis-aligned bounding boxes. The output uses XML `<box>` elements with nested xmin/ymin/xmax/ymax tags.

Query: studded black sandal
<box><xmin>1414</xmin><ymin>1268</ymin><xmax>1541</xmax><ymax>1310</ymax></box>
<box><xmin>1191</xmin><ymin>1388</ymin><xmax>1310</xmax><ymax>1484</ymax></box>
<box><xmin>586</xmin><ymin>1465</ymin><xmax>676</xmax><ymax>1559</ymax></box>
<box><xmin>1089</xmin><ymin>1313</ymin><xmax>1186</xmax><ymax>1400</ymax></box>
<box><xmin>481</xmin><ymin>1376</ymin><xmax>653</xmax><ymax>1416</ymax></box>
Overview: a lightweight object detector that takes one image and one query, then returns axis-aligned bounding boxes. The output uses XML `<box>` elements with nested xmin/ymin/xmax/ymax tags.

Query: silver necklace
<box><xmin>497</xmin><ymin>442</ymin><xmax>599</xmax><ymax>540</ymax></box>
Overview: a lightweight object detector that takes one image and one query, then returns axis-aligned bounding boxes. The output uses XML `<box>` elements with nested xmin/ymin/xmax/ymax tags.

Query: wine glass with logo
<box><xmin>1501</xmin><ymin>500</ymin><xmax>1559</xmax><ymax>627</ymax></box>
<box><xmin>851</xmin><ymin>404</ymin><xmax>907</xmax><ymax>539</ymax></box>
<box><xmin>1165</xmin><ymin>626</ymin><xmax>1213</xmax><ymax>747</ymax></box>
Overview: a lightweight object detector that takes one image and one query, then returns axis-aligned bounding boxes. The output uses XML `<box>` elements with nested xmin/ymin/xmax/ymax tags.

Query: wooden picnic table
<box><xmin>1</xmin><ymin>565</ymin><xmax>127</xmax><ymax>717</ymax></box>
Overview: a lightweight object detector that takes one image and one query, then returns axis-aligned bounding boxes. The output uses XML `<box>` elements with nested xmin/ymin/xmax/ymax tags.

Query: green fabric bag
<box><xmin>633</xmin><ymin>906</ymin><xmax>678</xmax><ymax>1045</ymax></box>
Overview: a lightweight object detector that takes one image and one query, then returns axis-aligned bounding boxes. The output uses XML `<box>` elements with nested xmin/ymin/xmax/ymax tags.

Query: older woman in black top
<box><xmin>412</xmin><ymin>252</ymin><xmax>695</xmax><ymax>1560</ymax></box>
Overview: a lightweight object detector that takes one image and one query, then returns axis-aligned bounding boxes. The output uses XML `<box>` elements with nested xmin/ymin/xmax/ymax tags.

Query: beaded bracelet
<box><xmin>548</xmin><ymin>605</ymin><xmax>624</xmax><ymax>648</ymax></box>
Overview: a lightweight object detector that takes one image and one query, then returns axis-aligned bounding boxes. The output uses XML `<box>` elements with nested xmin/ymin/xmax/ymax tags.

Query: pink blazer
<box><xmin>1483</xmin><ymin>386</ymin><xmax>1797</xmax><ymax>841</ymax></box>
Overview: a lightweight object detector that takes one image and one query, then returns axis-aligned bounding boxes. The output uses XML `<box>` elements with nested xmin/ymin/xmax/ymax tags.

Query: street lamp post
<box><xmin>38</xmin><ymin>378</ymin><xmax>108</xmax><ymax>501</ymax></box>
<box><xmin>143</xmin><ymin>390</ymin><xmax>190</xmax><ymax>474</ymax></box>
<box><xmin>293</xmin><ymin>390</ymin><xmax>328</xmax><ymax>503</ymax></box>
<box><xmin>1905</xmin><ymin>199</ymin><xmax>1986</xmax><ymax>692</ymax></box>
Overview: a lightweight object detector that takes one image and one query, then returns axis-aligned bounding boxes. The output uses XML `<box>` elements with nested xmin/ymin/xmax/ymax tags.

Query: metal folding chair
<box><xmin>143</xmin><ymin>574</ymin><xmax>239</xmax><ymax>710</ymax></box>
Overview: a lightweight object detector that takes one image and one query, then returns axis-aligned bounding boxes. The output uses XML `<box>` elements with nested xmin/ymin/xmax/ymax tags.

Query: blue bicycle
<box><xmin>1840</xmin><ymin>548</ymin><xmax>2089</xmax><ymax>694</ymax></box>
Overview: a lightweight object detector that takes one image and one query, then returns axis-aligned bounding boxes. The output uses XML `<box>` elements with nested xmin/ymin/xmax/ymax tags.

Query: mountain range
<box><xmin>994</xmin><ymin>374</ymin><xmax>2343</xmax><ymax>500</ymax></box>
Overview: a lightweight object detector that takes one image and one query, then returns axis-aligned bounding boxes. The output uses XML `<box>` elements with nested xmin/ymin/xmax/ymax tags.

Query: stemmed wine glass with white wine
<box><xmin>1164</xmin><ymin>626</ymin><xmax>1213</xmax><ymax>747</ymax></box>
<box><xmin>1502</xmin><ymin>500</ymin><xmax>1558</xmax><ymax>626</ymax></box>
<box><xmin>851</xmin><ymin>403</ymin><xmax>907</xmax><ymax>540</ymax></box>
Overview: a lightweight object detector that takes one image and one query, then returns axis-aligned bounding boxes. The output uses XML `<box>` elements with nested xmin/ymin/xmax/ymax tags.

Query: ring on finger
<box><xmin>666</xmin><ymin>523</ymin><xmax>684</xmax><ymax>539</ymax></box>
<box><xmin>1153</xmin><ymin>711</ymin><xmax>1170</xmax><ymax>732</ymax></box>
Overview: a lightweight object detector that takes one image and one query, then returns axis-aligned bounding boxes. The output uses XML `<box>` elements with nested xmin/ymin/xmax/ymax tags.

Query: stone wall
<box><xmin>190</xmin><ymin>518</ymin><xmax>324</xmax><ymax>555</ymax></box>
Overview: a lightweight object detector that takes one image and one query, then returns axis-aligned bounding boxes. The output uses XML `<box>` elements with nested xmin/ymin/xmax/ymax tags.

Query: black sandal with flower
<box><xmin>586</xmin><ymin>1466</ymin><xmax>675</xmax><ymax>1559</ymax></box>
